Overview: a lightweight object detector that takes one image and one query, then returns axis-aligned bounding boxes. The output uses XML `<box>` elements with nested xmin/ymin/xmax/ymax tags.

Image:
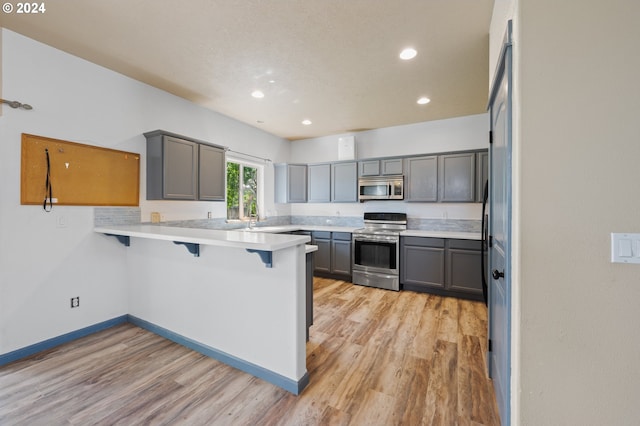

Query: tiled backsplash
<box><xmin>160</xmin><ymin>215</ymin><xmax>292</xmax><ymax>230</ymax></box>
<box><xmin>95</xmin><ymin>208</ymin><xmax>480</xmax><ymax>233</ymax></box>
<box><xmin>407</xmin><ymin>218</ymin><xmax>481</xmax><ymax>233</ymax></box>
<box><xmin>94</xmin><ymin>207</ymin><xmax>141</xmax><ymax>226</ymax></box>
<box><xmin>291</xmin><ymin>215</ymin><xmax>363</xmax><ymax>227</ymax></box>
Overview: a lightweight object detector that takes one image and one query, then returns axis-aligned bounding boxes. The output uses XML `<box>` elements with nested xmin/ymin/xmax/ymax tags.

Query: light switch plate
<box><xmin>611</xmin><ymin>233</ymin><xmax>640</xmax><ymax>264</ymax></box>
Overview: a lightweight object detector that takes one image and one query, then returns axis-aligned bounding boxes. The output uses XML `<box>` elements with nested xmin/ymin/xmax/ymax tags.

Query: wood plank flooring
<box><xmin>0</xmin><ymin>278</ymin><xmax>500</xmax><ymax>425</ymax></box>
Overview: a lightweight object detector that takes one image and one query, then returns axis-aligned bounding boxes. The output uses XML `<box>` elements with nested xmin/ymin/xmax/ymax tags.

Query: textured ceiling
<box><xmin>2</xmin><ymin>0</ymin><xmax>494</xmax><ymax>140</ymax></box>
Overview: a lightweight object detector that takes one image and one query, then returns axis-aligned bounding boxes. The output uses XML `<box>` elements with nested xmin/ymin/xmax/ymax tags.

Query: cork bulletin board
<box><xmin>21</xmin><ymin>133</ymin><xmax>140</xmax><ymax>206</ymax></box>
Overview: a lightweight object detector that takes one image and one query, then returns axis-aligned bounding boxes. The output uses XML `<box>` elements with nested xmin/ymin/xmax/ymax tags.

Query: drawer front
<box><xmin>448</xmin><ymin>239</ymin><xmax>481</xmax><ymax>250</ymax></box>
<box><xmin>332</xmin><ymin>232</ymin><xmax>352</xmax><ymax>241</ymax></box>
<box><xmin>312</xmin><ymin>231</ymin><xmax>331</xmax><ymax>240</ymax></box>
<box><xmin>402</xmin><ymin>236</ymin><xmax>445</xmax><ymax>248</ymax></box>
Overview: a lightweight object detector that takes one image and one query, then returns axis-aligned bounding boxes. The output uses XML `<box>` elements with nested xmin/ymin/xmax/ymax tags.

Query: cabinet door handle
<box><xmin>492</xmin><ymin>269</ymin><xmax>504</xmax><ymax>280</ymax></box>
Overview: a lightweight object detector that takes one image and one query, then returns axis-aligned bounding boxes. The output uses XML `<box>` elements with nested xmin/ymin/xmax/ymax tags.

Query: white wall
<box><xmin>127</xmin><ymin>240</ymin><xmax>306</xmax><ymax>382</ymax></box>
<box><xmin>0</xmin><ymin>29</ymin><xmax>290</xmax><ymax>354</ymax></box>
<box><xmin>291</xmin><ymin>113</ymin><xmax>488</xmax><ymax>163</ymax></box>
<box><xmin>289</xmin><ymin>113</ymin><xmax>489</xmax><ymax>220</ymax></box>
<box><xmin>489</xmin><ymin>0</ymin><xmax>516</xmax><ymax>86</ymax></box>
<box><xmin>512</xmin><ymin>1</ymin><xmax>640</xmax><ymax>424</ymax></box>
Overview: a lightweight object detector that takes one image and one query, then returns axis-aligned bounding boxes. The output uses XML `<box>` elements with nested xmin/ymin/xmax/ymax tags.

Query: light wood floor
<box><xmin>0</xmin><ymin>278</ymin><xmax>500</xmax><ymax>425</ymax></box>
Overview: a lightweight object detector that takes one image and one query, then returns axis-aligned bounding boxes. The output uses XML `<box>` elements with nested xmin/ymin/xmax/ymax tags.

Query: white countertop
<box><xmin>247</xmin><ymin>224</ymin><xmax>480</xmax><ymax>240</ymax></box>
<box><xmin>95</xmin><ymin>224</ymin><xmax>310</xmax><ymax>251</ymax></box>
<box><xmin>243</xmin><ymin>224</ymin><xmax>360</xmax><ymax>233</ymax></box>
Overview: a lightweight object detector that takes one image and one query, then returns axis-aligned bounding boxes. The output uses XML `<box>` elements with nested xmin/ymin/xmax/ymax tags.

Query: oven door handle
<box><xmin>353</xmin><ymin>235</ymin><xmax>399</xmax><ymax>243</ymax></box>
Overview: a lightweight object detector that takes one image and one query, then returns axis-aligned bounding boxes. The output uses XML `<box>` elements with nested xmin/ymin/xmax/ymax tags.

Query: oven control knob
<box><xmin>492</xmin><ymin>269</ymin><xmax>504</xmax><ymax>280</ymax></box>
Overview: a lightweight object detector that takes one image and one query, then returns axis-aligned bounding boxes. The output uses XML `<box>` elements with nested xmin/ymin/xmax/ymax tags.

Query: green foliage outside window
<box><xmin>227</xmin><ymin>161</ymin><xmax>258</xmax><ymax>220</ymax></box>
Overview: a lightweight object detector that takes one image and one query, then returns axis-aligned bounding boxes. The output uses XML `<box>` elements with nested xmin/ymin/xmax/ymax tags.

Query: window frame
<box><xmin>226</xmin><ymin>156</ymin><xmax>264</xmax><ymax>222</ymax></box>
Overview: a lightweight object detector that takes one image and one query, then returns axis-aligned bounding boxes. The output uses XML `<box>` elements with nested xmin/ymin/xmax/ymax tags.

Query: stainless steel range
<box><xmin>352</xmin><ymin>212</ymin><xmax>407</xmax><ymax>291</ymax></box>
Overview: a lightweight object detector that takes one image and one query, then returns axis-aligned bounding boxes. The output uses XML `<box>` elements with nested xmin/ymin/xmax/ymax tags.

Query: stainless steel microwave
<box><xmin>358</xmin><ymin>176</ymin><xmax>404</xmax><ymax>201</ymax></box>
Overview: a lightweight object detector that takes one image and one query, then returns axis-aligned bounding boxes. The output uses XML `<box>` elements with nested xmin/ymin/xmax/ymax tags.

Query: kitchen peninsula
<box><xmin>94</xmin><ymin>225</ymin><xmax>311</xmax><ymax>394</ymax></box>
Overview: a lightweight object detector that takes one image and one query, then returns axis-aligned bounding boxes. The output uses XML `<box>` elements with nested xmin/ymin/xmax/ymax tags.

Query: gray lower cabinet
<box><xmin>275</xmin><ymin>164</ymin><xmax>307</xmax><ymax>203</ymax></box>
<box><xmin>280</xmin><ymin>230</ymin><xmax>314</xmax><ymax>340</ymax></box>
<box><xmin>401</xmin><ymin>237</ymin><xmax>445</xmax><ymax>289</ymax></box>
<box><xmin>331</xmin><ymin>162</ymin><xmax>358</xmax><ymax>202</ymax></box>
<box><xmin>307</xmin><ymin>163</ymin><xmax>331</xmax><ymax>203</ymax></box>
<box><xmin>305</xmin><ymin>246</ymin><xmax>314</xmax><ymax>341</ymax></box>
<box><xmin>438</xmin><ymin>152</ymin><xmax>476</xmax><ymax>202</ymax></box>
<box><xmin>312</xmin><ymin>231</ymin><xmax>351</xmax><ymax>279</ymax></box>
<box><xmin>331</xmin><ymin>236</ymin><xmax>352</xmax><ymax>276</ymax></box>
<box><xmin>405</xmin><ymin>156</ymin><xmax>438</xmax><ymax>202</ymax></box>
<box><xmin>145</xmin><ymin>131</ymin><xmax>225</xmax><ymax>201</ymax></box>
<box><xmin>401</xmin><ymin>236</ymin><xmax>483</xmax><ymax>301</ymax></box>
<box><xmin>446</xmin><ymin>239</ymin><xmax>483</xmax><ymax>297</ymax></box>
<box><xmin>313</xmin><ymin>236</ymin><xmax>331</xmax><ymax>273</ymax></box>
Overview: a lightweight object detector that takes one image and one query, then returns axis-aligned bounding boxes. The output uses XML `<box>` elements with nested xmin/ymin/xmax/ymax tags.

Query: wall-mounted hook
<box><xmin>1</xmin><ymin>99</ymin><xmax>33</xmax><ymax>110</ymax></box>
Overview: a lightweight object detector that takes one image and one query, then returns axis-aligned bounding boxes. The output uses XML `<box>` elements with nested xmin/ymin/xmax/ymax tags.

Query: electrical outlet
<box><xmin>57</xmin><ymin>215</ymin><xmax>68</xmax><ymax>228</ymax></box>
<box><xmin>70</xmin><ymin>297</ymin><xmax>79</xmax><ymax>308</ymax></box>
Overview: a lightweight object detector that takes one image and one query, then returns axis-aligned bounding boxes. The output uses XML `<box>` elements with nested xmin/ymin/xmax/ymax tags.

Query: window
<box><xmin>226</xmin><ymin>159</ymin><xmax>262</xmax><ymax>221</ymax></box>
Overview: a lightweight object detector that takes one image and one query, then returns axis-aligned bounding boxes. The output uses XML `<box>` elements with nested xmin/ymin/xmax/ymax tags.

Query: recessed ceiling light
<box><xmin>251</xmin><ymin>90</ymin><xmax>265</xmax><ymax>99</ymax></box>
<box><xmin>400</xmin><ymin>48</ymin><xmax>417</xmax><ymax>60</ymax></box>
<box><xmin>417</xmin><ymin>97</ymin><xmax>431</xmax><ymax>105</ymax></box>
<box><xmin>302</xmin><ymin>119</ymin><xmax>312</xmax><ymax>126</ymax></box>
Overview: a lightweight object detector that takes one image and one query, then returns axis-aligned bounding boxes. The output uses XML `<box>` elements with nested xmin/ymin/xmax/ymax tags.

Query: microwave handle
<box><xmin>388</xmin><ymin>183</ymin><xmax>392</xmax><ymax>196</ymax></box>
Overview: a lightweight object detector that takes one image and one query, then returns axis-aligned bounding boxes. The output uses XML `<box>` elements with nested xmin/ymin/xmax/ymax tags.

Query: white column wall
<box><xmin>505</xmin><ymin>1</ymin><xmax>640</xmax><ymax>424</ymax></box>
<box><xmin>126</xmin><ymin>241</ymin><xmax>306</xmax><ymax>381</ymax></box>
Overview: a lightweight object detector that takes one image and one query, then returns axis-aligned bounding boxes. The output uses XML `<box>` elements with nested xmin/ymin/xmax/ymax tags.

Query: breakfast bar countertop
<box><xmin>94</xmin><ymin>224</ymin><xmax>310</xmax><ymax>252</ymax></box>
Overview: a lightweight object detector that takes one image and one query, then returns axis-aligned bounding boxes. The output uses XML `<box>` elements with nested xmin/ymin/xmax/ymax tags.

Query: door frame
<box><xmin>487</xmin><ymin>19</ymin><xmax>513</xmax><ymax>425</ymax></box>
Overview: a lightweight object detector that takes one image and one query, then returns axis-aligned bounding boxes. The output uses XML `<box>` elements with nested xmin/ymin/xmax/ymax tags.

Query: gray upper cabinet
<box><xmin>381</xmin><ymin>158</ymin><xmax>403</xmax><ymax>175</ymax></box>
<box><xmin>146</xmin><ymin>131</ymin><xmax>225</xmax><ymax>201</ymax></box>
<box><xmin>161</xmin><ymin>136</ymin><xmax>198</xmax><ymax>200</ymax></box>
<box><xmin>198</xmin><ymin>144</ymin><xmax>226</xmax><ymax>201</ymax></box>
<box><xmin>358</xmin><ymin>158</ymin><xmax>403</xmax><ymax>176</ymax></box>
<box><xmin>277</xmin><ymin>161</ymin><xmax>356</xmax><ymax>204</ymax></box>
<box><xmin>476</xmin><ymin>150</ymin><xmax>489</xmax><ymax>203</ymax></box>
<box><xmin>275</xmin><ymin>164</ymin><xmax>307</xmax><ymax>203</ymax></box>
<box><xmin>331</xmin><ymin>161</ymin><xmax>358</xmax><ymax>202</ymax></box>
<box><xmin>405</xmin><ymin>156</ymin><xmax>438</xmax><ymax>202</ymax></box>
<box><xmin>307</xmin><ymin>163</ymin><xmax>331</xmax><ymax>203</ymax></box>
<box><xmin>438</xmin><ymin>152</ymin><xmax>476</xmax><ymax>202</ymax></box>
<box><xmin>359</xmin><ymin>160</ymin><xmax>380</xmax><ymax>177</ymax></box>
<box><xmin>279</xmin><ymin>149</ymin><xmax>486</xmax><ymax>204</ymax></box>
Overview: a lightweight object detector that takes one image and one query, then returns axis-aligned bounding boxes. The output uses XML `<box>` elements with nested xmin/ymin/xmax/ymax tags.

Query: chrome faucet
<box><xmin>248</xmin><ymin>212</ymin><xmax>258</xmax><ymax>229</ymax></box>
<box><xmin>243</xmin><ymin>183</ymin><xmax>259</xmax><ymax>229</ymax></box>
